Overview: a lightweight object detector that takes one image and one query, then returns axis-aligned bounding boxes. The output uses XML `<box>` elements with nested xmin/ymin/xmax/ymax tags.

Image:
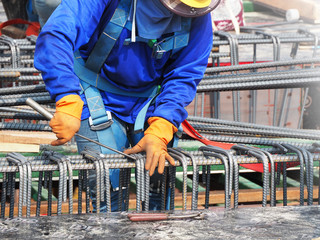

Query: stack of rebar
<box><xmin>0</xmin><ymin>26</ymin><xmax>320</xmax><ymax>218</ymax></box>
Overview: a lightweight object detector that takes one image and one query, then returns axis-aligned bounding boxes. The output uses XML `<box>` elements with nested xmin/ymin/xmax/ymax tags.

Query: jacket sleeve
<box><xmin>150</xmin><ymin>14</ymin><xmax>213</xmax><ymax>128</ymax></box>
<box><xmin>34</xmin><ymin>0</ymin><xmax>111</xmax><ymax>101</ymax></box>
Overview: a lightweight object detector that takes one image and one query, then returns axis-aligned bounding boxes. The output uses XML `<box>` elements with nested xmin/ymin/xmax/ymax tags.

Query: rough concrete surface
<box><xmin>0</xmin><ymin>205</ymin><xmax>320</xmax><ymax>239</ymax></box>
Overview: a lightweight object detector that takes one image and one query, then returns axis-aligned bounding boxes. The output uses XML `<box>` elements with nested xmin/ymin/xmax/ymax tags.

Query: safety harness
<box><xmin>73</xmin><ymin>0</ymin><xmax>191</xmax><ymax>188</ymax></box>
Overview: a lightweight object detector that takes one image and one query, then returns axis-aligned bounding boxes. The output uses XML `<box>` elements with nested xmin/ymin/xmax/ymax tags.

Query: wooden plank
<box><xmin>3</xmin><ymin>200</ymin><xmax>92</xmax><ymax>218</ymax></box>
<box><xmin>127</xmin><ymin>186</ymin><xmax>319</xmax><ymax>210</ymax></box>
<box><xmin>0</xmin><ymin>143</ymin><xmax>40</xmax><ymax>153</ymax></box>
<box><xmin>0</xmin><ymin>130</ymin><xmax>56</xmax><ymax>145</ymax></box>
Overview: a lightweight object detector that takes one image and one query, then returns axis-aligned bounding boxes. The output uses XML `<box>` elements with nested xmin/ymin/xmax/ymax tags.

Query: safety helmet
<box><xmin>159</xmin><ymin>0</ymin><xmax>221</xmax><ymax>17</ymax></box>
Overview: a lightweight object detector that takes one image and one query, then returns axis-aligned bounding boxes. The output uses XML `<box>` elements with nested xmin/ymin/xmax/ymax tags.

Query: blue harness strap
<box><xmin>85</xmin><ymin>0</ymin><xmax>131</xmax><ymax>72</ymax></box>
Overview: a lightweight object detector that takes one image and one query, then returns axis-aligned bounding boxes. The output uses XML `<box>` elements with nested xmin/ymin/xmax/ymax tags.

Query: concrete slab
<box><xmin>1</xmin><ymin>205</ymin><xmax>320</xmax><ymax>239</ymax></box>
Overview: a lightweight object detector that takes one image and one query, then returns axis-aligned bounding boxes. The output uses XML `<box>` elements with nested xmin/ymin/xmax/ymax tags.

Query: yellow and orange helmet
<box><xmin>159</xmin><ymin>0</ymin><xmax>220</xmax><ymax>17</ymax></box>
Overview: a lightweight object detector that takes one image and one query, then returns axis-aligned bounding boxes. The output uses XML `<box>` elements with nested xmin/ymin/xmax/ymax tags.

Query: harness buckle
<box><xmin>89</xmin><ymin>111</ymin><xmax>113</xmax><ymax>131</ymax></box>
<box><xmin>152</xmin><ymin>40</ymin><xmax>166</xmax><ymax>59</ymax></box>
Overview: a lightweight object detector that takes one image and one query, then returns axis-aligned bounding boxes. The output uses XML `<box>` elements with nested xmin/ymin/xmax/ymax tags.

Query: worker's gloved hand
<box><xmin>50</xmin><ymin>95</ymin><xmax>84</xmax><ymax>146</ymax></box>
<box><xmin>124</xmin><ymin>117</ymin><xmax>178</xmax><ymax>176</ymax></box>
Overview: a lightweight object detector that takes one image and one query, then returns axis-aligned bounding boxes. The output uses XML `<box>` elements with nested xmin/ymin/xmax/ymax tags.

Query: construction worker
<box><xmin>34</xmin><ymin>0</ymin><xmax>217</xmax><ymax>212</ymax></box>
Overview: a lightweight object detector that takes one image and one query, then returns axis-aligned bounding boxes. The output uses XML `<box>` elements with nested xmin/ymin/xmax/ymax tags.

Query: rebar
<box><xmin>189</xmin><ymin>123</ymin><xmax>320</xmax><ymax>140</ymax></box>
<box><xmin>168</xmin><ymin>149</ymin><xmax>189</xmax><ymax>210</ymax></box>
<box><xmin>47</xmin><ymin>171</ymin><xmax>53</xmax><ymax>216</ymax></box>
<box><xmin>1</xmin><ymin>173</ymin><xmax>7</xmax><ymax>219</ymax></box>
<box><xmin>36</xmin><ymin>171</ymin><xmax>43</xmax><ymax>217</ymax></box>
<box><xmin>102</xmin><ymin>158</ymin><xmax>111</xmax><ymax>213</ymax></box>
<box><xmin>281</xmin><ymin>144</ymin><xmax>305</xmax><ymax>205</ymax></box>
<box><xmin>78</xmin><ymin>170</ymin><xmax>82</xmax><ymax>214</ymax></box>
<box><xmin>174</xmin><ymin>148</ymin><xmax>199</xmax><ymax>210</ymax></box>
<box><xmin>205</xmin><ymin>58</ymin><xmax>320</xmax><ymax>74</ymax></box>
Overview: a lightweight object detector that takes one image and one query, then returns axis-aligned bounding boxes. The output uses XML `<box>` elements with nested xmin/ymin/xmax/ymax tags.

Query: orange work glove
<box><xmin>50</xmin><ymin>95</ymin><xmax>84</xmax><ymax>146</ymax></box>
<box><xmin>124</xmin><ymin>117</ymin><xmax>178</xmax><ymax>176</ymax></box>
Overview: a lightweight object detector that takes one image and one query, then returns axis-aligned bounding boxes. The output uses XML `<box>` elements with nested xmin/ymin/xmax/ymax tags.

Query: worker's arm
<box><xmin>34</xmin><ymin>0</ymin><xmax>112</xmax><ymax>145</ymax></box>
<box><xmin>34</xmin><ymin>0</ymin><xmax>112</xmax><ymax>102</ymax></box>
<box><xmin>125</xmin><ymin>14</ymin><xmax>213</xmax><ymax>175</ymax></box>
<box><xmin>151</xmin><ymin>14</ymin><xmax>213</xmax><ymax>128</ymax></box>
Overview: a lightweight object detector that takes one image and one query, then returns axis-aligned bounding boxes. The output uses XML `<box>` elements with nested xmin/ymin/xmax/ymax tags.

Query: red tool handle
<box><xmin>128</xmin><ymin>213</ymin><xmax>168</xmax><ymax>222</ymax></box>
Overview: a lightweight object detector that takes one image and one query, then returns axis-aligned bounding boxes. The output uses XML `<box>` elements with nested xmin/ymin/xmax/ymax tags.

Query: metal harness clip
<box><xmin>89</xmin><ymin>111</ymin><xmax>113</xmax><ymax>131</ymax></box>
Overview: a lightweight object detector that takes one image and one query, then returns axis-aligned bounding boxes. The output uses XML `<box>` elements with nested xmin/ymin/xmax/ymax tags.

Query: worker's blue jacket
<box><xmin>34</xmin><ymin>0</ymin><xmax>213</xmax><ymax>128</ymax></box>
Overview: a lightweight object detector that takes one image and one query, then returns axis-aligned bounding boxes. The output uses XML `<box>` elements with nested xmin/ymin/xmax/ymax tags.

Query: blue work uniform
<box><xmin>34</xmin><ymin>0</ymin><xmax>213</xmax><ymax>211</ymax></box>
<box><xmin>34</xmin><ymin>0</ymin><xmax>213</xmax><ymax>129</ymax></box>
